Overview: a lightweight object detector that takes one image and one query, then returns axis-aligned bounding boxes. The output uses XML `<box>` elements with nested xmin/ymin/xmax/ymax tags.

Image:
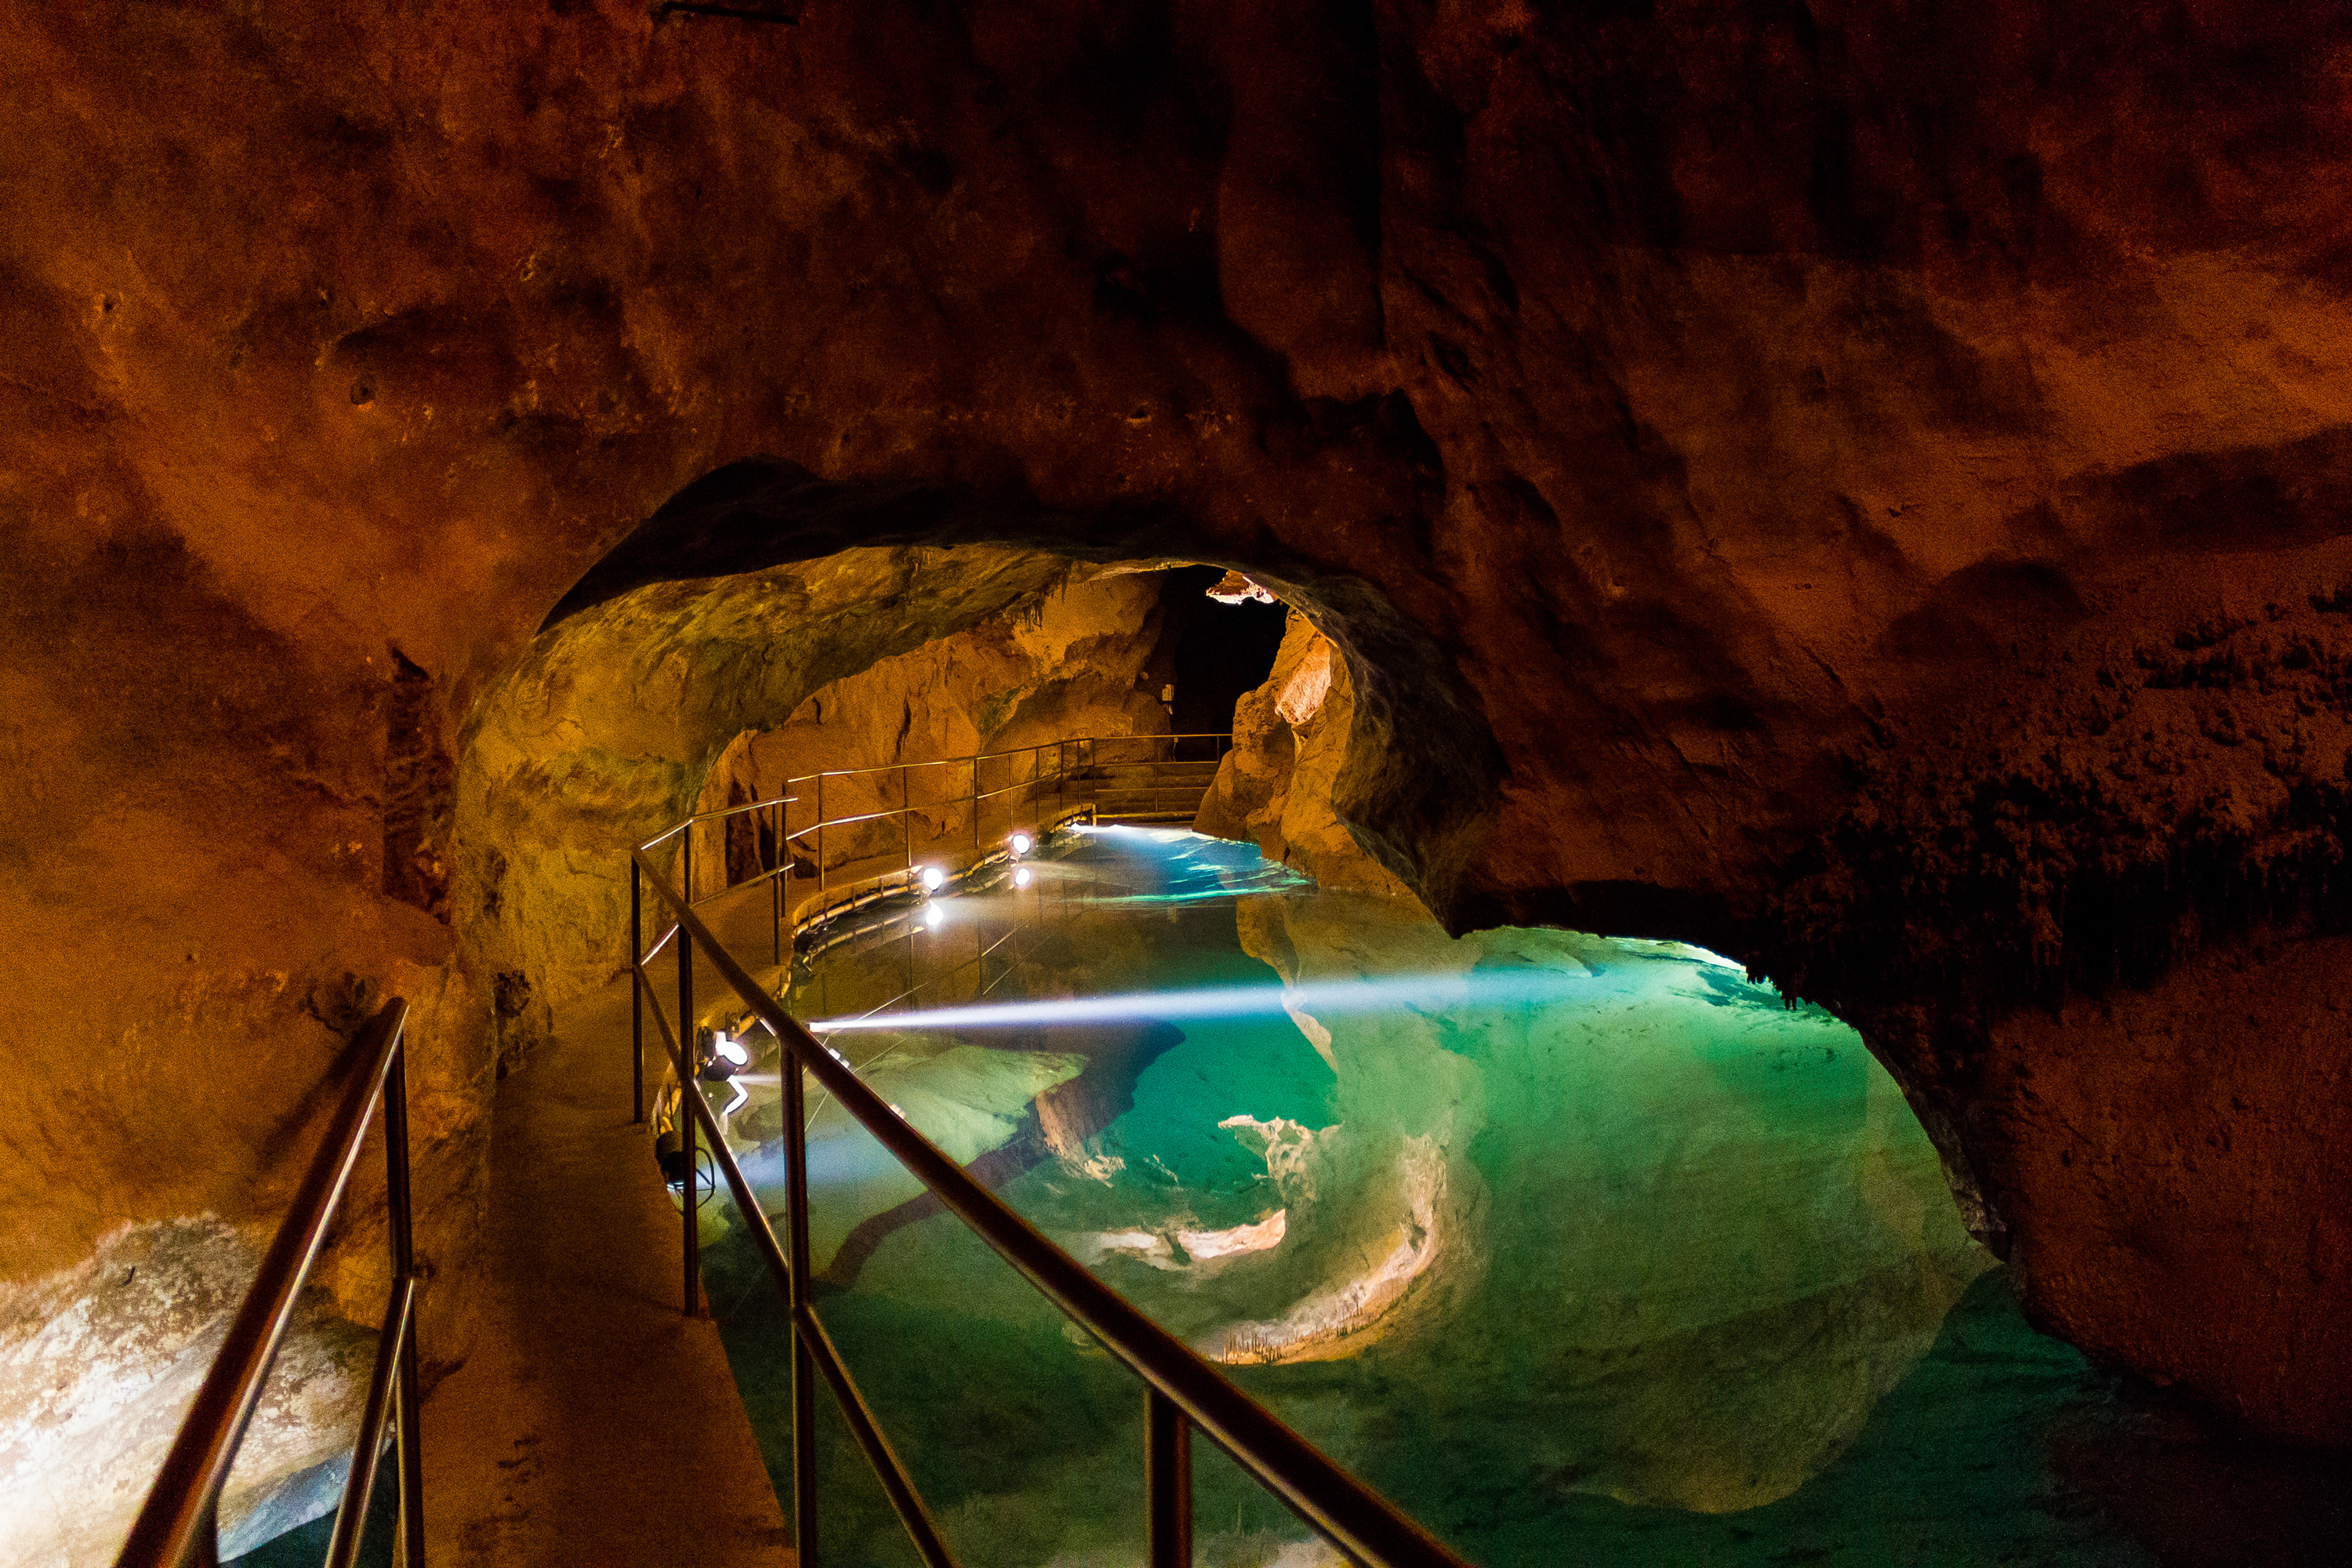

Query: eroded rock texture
<box><xmin>688</xmin><ymin>563</ymin><xmax>1172</xmax><ymax>890</ymax></box>
<box><xmin>1196</xmin><ymin>608</ymin><xmax>1424</xmax><ymax>901</ymax></box>
<box><xmin>5</xmin><ymin>0</ymin><xmax>2351</xmax><ymax>1467</ymax></box>
<box><xmin>456</xmin><ymin>545</ymin><xmax>1169</xmax><ymax>1014</ymax></box>
<box><xmin>0</xmin><ymin>1222</ymin><xmax>373</xmax><ymax>1567</ymax></box>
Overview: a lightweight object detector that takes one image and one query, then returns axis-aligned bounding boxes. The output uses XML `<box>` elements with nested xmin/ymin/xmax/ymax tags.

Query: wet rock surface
<box><xmin>5</xmin><ymin>0</ymin><xmax>2352</xmax><ymax>1474</ymax></box>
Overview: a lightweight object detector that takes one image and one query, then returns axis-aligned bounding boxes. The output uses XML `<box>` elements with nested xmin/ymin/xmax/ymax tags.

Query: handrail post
<box><xmin>970</xmin><ymin>756</ymin><xmax>980</xmax><ymax>858</ymax></box>
<box><xmin>901</xmin><ymin>764</ymin><xmax>911</xmax><ymax>875</ymax></box>
<box><xmin>783</xmin><ymin>1018</ymin><xmax>818</xmax><ymax>1563</ymax></box>
<box><xmin>816</xmin><ymin>772</ymin><xmax>826</xmax><ymax>902</ymax></box>
<box><xmin>680</xmin><ymin>913</ymin><xmax>699</xmax><ymax>1317</ymax></box>
<box><xmin>383</xmin><ymin>1033</ymin><xmax>426</xmax><ymax>1566</ymax></box>
<box><xmin>631</xmin><ymin>858</ymin><xmax>645</xmax><ymax>1124</ymax></box>
<box><xmin>193</xmin><ymin>1497</ymin><xmax>219</xmax><ymax>1568</ymax></box>
<box><xmin>1146</xmin><ymin>1388</ymin><xmax>1192</xmax><ymax>1568</ymax></box>
<box><xmin>116</xmin><ymin>1000</ymin><xmax>417</xmax><ymax>1568</ymax></box>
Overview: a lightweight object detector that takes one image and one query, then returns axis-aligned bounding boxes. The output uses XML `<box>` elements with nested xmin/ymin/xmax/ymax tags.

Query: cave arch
<box><xmin>463</xmin><ymin>455</ymin><xmax>2352</xmax><ymax>1455</ymax></box>
<box><xmin>458</xmin><ymin>460</ymin><xmax>1510</xmax><ymax>1018</ymax></box>
<box><xmin>546</xmin><ymin>459</ymin><xmax>1504</xmax><ymax>908</ymax></box>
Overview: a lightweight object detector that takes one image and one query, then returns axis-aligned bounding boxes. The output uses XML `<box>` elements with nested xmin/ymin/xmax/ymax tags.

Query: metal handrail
<box><xmin>678</xmin><ymin>731</ymin><xmax>1232</xmax><ymax>844</ymax></box>
<box><xmin>116</xmin><ymin>999</ymin><xmax>425</xmax><ymax>1568</ymax></box>
<box><xmin>679</xmin><ymin>792</ymin><xmax>803</xmax><ymax>826</ymax></box>
<box><xmin>630</xmin><ymin>854</ymin><xmax>1467</xmax><ymax>1568</ymax></box>
<box><xmin>784</xmin><ymin>734</ymin><xmax>1236</xmax><ymax>783</ymax></box>
<box><xmin>633</xmin><ymin>980</ymin><xmax>956</xmax><ymax>1561</ymax></box>
<box><xmin>637</xmin><ymin>735</ymin><xmax>1232</xmax><ymax>1009</ymax></box>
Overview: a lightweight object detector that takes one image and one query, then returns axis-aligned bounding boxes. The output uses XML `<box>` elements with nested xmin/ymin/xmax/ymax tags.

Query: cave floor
<box><xmin>415</xmin><ymin>956</ymin><xmax>791</xmax><ymax>1565</ymax></box>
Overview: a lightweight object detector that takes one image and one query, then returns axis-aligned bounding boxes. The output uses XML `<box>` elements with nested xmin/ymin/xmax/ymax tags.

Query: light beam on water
<box><xmin>805</xmin><ymin>967</ymin><xmax>1620</xmax><ymax>1033</ymax></box>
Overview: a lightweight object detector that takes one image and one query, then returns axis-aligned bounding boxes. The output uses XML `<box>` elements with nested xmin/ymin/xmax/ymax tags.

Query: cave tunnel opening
<box><xmin>423</xmin><ymin>469</ymin><xmax>2351</xmax><ymax>1568</ymax></box>
<box><xmin>73</xmin><ymin>446</ymin><xmax>2323</xmax><ymax>1568</ymax></box>
<box><xmin>1157</xmin><ymin>561</ymin><xmax>1289</xmax><ymax>736</ymax></box>
<box><xmin>453</xmin><ymin>495</ymin><xmax>1348</xmax><ymax>1056</ymax></box>
<box><xmin>405</xmin><ymin>460</ymin><xmax>2352</xmax><ymax>1568</ymax></box>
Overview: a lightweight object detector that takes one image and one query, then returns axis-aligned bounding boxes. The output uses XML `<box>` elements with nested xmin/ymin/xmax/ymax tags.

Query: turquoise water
<box><xmin>690</xmin><ymin>829</ymin><xmax>2335</xmax><ymax>1566</ymax></box>
<box><xmin>222</xmin><ymin>1468</ymin><xmax>394</xmax><ymax>1566</ymax></box>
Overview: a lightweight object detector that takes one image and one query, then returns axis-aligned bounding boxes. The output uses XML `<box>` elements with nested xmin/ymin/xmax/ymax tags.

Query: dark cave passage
<box><xmin>1157</xmin><ymin>562</ymin><xmax>1289</xmax><ymax>736</ymax></box>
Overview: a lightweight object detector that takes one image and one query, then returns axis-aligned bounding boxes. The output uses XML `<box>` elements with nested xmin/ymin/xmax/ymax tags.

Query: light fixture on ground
<box><xmin>699</xmin><ymin>1030</ymin><xmax>752</xmax><ymax>1115</ymax></box>
<box><xmin>1013</xmin><ymin>866</ymin><xmax>1032</xmax><ymax>888</ymax></box>
<box><xmin>919</xmin><ymin>864</ymin><xmax>946</xmax><ymax>892</ymax></box>
<box><xmin>923</xmin><ymin>904</ymin><xmax>945</xmax><ymax>930</ymax></box>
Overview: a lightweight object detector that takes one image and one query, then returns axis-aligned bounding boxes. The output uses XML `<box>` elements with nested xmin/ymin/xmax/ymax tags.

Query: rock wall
<box><xmin>1196</xmin><ymin>608</ymin><xmax>1423</xmax><ymax>903</ymax></box>
<box><xmin>6</xmin><ymin>0</ymin><xmax>2352</xmax><ymax>1454</ymax></box>
<box><xmin>454</xmin><ymin>545</ymin><xmax>1142</xmax><ymax>1018</ymax></box>
<box><xmin>0</xmin><ymin>1221</ymin><xmax>374</xmax><ymax>1568</ymax></box>
<box><xmin>687</xmin><ymin>564</ymin><xmax>1171</xmax><ymax>888</ymax></box>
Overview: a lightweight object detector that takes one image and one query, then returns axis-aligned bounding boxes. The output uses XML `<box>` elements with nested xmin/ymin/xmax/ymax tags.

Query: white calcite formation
<box><xmin>0</xmin><ymin>1221</ymin><xmax>372</xmax><ymax>1566</ymax></box>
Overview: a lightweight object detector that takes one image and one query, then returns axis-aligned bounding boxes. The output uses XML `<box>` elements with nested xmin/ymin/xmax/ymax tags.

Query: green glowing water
<box><xmin>694</xmin><ymin>829</ymin><xmax>2173</xmax><ymax>1566</ymax></box>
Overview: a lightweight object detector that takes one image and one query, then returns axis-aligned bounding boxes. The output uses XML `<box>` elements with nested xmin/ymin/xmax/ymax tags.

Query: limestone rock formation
<box><xmin>0</xmin><ymin>1221</ymin><xmax>373</xmax><ymax>1567</ymax></box>
<box><xmin>5</xmin><ymin>0</ymin><xmax>2351</xmax><ymax>1490</ymax></box>
<box><xmin>1197</xmin><ymin>610</ymin><xmax>1426</xmax><ymax>904</ymax></box>
<box><xmin>688</xmin><ymin>564</ymin><xmax>1171</xmax><ymax>889</ymax></box>
<box><xmin>456</xmin><ymin>546</ymin><xmax>1147</xmax><ymax>1014</ymax></box>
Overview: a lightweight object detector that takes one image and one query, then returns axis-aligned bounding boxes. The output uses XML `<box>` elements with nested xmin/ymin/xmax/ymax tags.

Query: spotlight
<box><xmin>919</xmin><ymin>865</ymin><xmax>946</xmax><ymax>892</ymax></box>
<box><xmin>924</xmin><ymin>904</ymin><xmax>945</xmax><ymax>930</ymax></box>
<box><xmin>1009</xmin><ymin>832</ymin><xmax>1033</xmax><ymax>856</ymax></box>
<box><xmin>696</xmin><ymin>1028</ymin><xmax>742</xmax><ymax>1083</ymax></box>
<box><xmin>1013</xmin><ymin>866</ymin><xmax>1033</xmax><ymax>888</ymax></box>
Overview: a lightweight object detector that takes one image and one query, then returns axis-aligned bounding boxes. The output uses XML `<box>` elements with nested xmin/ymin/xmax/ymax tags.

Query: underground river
<box><xmin>677</xmin><ymin>827</ymin><xmax>2300</xmax><ymax>1566</ymax></box>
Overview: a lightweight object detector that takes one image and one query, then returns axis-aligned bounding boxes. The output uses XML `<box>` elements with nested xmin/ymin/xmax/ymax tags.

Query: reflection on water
<box><xmin>691</xmin><ymin>829</ymin><xmax>2328</xmax><ymax>1566</ymax></box>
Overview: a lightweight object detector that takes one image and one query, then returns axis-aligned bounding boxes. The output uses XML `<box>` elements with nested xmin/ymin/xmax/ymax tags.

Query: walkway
<box><xmin>419</xmin><ymin>954</ymin><xmax>789</xmax><ymax>1566</ymax></box>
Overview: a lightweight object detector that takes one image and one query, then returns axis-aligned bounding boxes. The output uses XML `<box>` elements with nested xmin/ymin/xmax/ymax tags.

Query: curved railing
<box><xmin>115</xmin><ymin>1000</ymin><xmax>424</xmax><ymax>1568</ymax></box>
<box><xmin>626</xmin><ymin>735</ymin><xmax>1468</xmax><ymax>1568</ymax></box>
<box><xmin>646</xmin><ymin>730</ymin><xmax>1232</xmax><ymax>902</ymax></box>
<box><xmin>626</xmin><ymin>731</ymin><xmax>1231</xmax><ymax>1120</ymax></box>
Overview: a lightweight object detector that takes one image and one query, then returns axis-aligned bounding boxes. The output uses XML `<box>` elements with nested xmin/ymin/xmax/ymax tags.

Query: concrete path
<box><xmin>420</xmin><ymin>959</ymin><xmax>789</xmax><ymax>1567</ymax></box>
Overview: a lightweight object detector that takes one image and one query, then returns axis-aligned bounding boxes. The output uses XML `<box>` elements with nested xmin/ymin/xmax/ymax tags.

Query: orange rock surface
<box><xmin>4</xmin><ymin>0</ymin><xmax>2350</xmax><ymax>1470</ymax></box>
